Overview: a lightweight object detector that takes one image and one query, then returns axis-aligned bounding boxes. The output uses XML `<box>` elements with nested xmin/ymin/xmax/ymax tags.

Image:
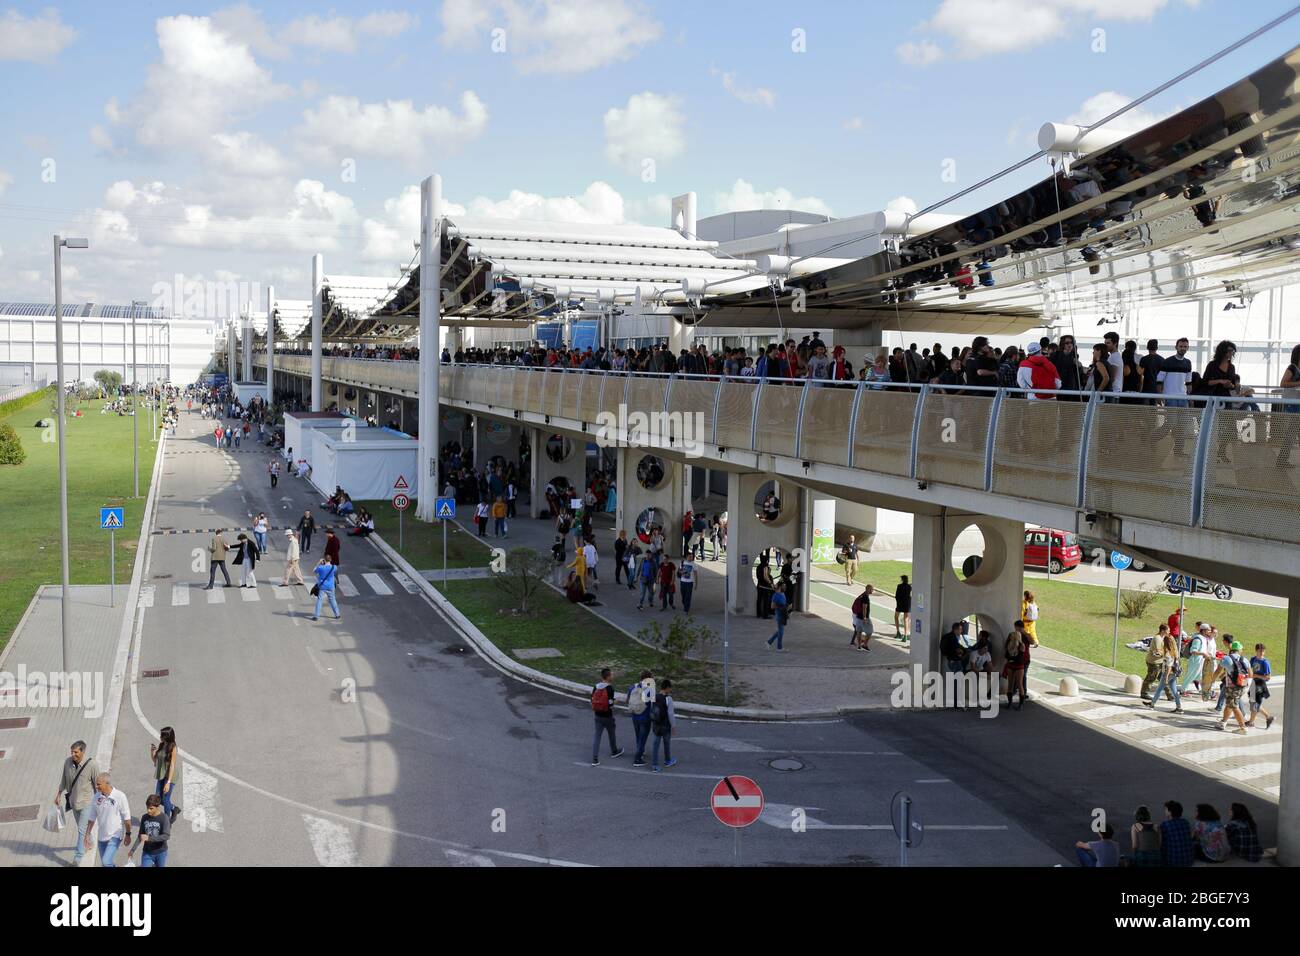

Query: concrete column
<box><xmin>310</xmin><ymin>254</ymin><xmax>323</xmax><ymax>412</ymax></box>
<box><xmin>528</xmin><ymin>426</ymin><xmax>542</xmax><ymax>519</ymax></box>
<box><xmin>909</xmin><ymin>510</ymin><xmax>1024</xmax><ymax>675</ymax></box>
<box><xmin>266</xmin><ymin>284</ymin><xmax>275</xmax><ymax>408</ymax></box>
<box><xmin>535</xmin><ymin>429</ymin><xmax>585</xmax><ymax>517</ymax></box>
<box><xmin>620</xmin><ymin>449</ymin><xmax>687</xmax><ymax>557</ymax></box>
<box><xmin>241</xmin><ymin>304</ymin><xmax>252</xmax><ymax>382</ymax></box>
<box><xmin>415</xmin><ymin>174</ymin><xmax>442</xmax><ymax>521</ymax></box>
<box><xmin>1279</xmin><ymin>593</ymin><xmax>1300</xmax><ymax>865</ymax></box>
<box><xmin>226</xmin><ymin>321</ymin><xmax>236</xmax><ymax>379</ymax></box>
<box><xmin>725</xmin><ymin>472</ymin><xmax>801</xmax><ymax>614</ymax></box>
<box><xmin>798</xmin><ymin>486</ymin><xmax>813</xmax><ymax>612</ymax></box>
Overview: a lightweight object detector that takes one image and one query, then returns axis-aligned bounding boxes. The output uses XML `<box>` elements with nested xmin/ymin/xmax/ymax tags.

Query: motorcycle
<box><xmin>1164</xmin><ymin>572</ymin><xmax>1233</xmax><ymax>601</ymax></box>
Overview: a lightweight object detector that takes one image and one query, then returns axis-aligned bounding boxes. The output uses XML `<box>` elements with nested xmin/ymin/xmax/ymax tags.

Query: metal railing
<box><xmin>0</xmin><ymin>378</ymin><xmax>52</xmax><ymax>404</ymax></box>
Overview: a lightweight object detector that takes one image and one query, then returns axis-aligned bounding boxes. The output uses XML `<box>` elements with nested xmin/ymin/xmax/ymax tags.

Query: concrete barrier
<box><xmin>1123</xmin><ymin>673</ymin><xmax>1144</xmax><ymax>696</ymax></box>
<box><xmin>1059</xmin><ymin>676</ymin><xmax>1079</xmax><ymax>698</ymax></box>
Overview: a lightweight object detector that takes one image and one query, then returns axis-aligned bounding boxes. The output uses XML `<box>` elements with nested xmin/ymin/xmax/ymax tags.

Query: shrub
<box><xmin>638</xmin><ymin>615</ymin><xmax>717</xmax><ymax>668</ymax></box>
<box><xmin>0</xmin><ymin>423</ymin><xmax>26</xmax><ymax>465</ymax></box>
<box><xmin>489</xmin><ymin>546</ymin><xmax>553</xmax><ymax>615</ymax></box>
<box><xmin>1120</xmin><ymin>585</ymin><xmax>1157</xmax><ymax>619</ymax></box>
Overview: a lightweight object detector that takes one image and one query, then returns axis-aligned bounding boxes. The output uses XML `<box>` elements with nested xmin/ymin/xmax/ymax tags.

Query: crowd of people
<box><xmin>1074</xmin><ymin>800</ymin><xmax>1263</xmax><ymax>867</ymax></box>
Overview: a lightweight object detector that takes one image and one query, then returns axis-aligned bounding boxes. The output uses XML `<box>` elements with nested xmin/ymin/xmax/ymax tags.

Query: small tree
<box><xmin>1120</xmin><ymin>584</ymin><xmax>1158</xmax><ymax>619</ymax></box>
<box><xmin>490</xmin><ymin>546</ymin><xmax>553</xmax><ymax>615</ymax></box>
<box><xmin>638</xmin><ymin>616</ymin><xmax>717</xmax><ymax>669</ymax></box>
<box><xmin>0</xmin><ymin>424</ymin><xmax>27</xmax><ymax>465</ymax></box>
<box><xmin>93</xmin><ymin>369</ymin><xmax>123</xmax><ymax>394</ymax></box>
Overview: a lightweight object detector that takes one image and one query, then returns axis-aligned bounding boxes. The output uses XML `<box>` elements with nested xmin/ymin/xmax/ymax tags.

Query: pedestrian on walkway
<box><xmin>324</xmin><ymin>528</ymin><xmax>341</xmax><ymax>567</ymax></box>
<box><xmin>475</xmin><ymin>500</ymin><xmax>490</xmax><ymax>536</ymax></box>
<box><xmin>253</xmin><ymin>513</ymin><xmax>269</xmax><ymax>556</ymax></box>
<box><xmin>894</xmin><ymin>575</ymin><xmax>911</xmax><ymax>639</ymax></box>
<box><xmin>281</xmin><ymin>529</ymin><xmax>306</xmax><ymax>586</ymax></box>
<box><xmin>756</xmin><ymin>556</ymin><xmax>775</xmax><ymax>619</ymax></box>
<box><xmin>583</xmin><ymin>538</ymin><xmax>599</xmax><ymax>590</ymax></box>
<box><xmin>268</xmin><ymin>459</ymin><xmax>280</xmax><ymax>489</ymax></box>
<box><xmin>129</xmin><ymin>794</ymin><xmax>172</xmax><ymax>868</ymax></box>
<box><xmin>1021</xmin><ymin>590</ymin><xmax>1039</xmax><ymax>642</ymax></box>
<box><xmin>53</xmin><ymin>740</ymin><xmax>98</xmax><ymax>865</ymax></box>
<box><xmin>298</xmin><ymin>510</ymin><xmax>315</xmax><ymax>553</ymax></box>
<box><xmin>636</xmin><ymin>548</ymin><xmax>656</xmax><ymax>609</ymax></box>
<box><xmin>1211</xmin><ymin>639</ymin><xmax>1251</xmax><ymax>734</ymax></box>
<box><xmin>627</xmin><ymin>670</ymin><xmax>655</xmax><ymax>766</ymax></box>
<box><xmin>1142</xmin><ymin>631</ymin><xmax>1184</xmax><ymax>714</ymax></box>
<box><xmin>1141</xmin><ymin>625</ymin><xmax>1175</xmax><ymax>702</ymax></box>
<box><xmin>1179</xmin><ymin>623</ymin><xmax>1209</xmax><ymax>696</ymax></box>
<box><xmin>1004</xmin><ymin>630</ymin><xmax>1027</xmax><ymax>709</ymax></box>
<box><xmin>149</xmin><ymin>726</ymin><xmax>181</xmax><ymax>823</ymax></box>
<box><xmin>233</xmin><ymin>533</ymin><xmax>258</xmax><ymax>588</ymax></box>
<box><xmin>492</xmin><ymin>496</ymin><xmax>508</xmax><ymax>537</ymax></box>
<box><xmin>233</xmin><ymin>426</ymin><xmax>241</xmax><ymax>449</ymax></box>
<box><xmin>205</xmin><ymin>530</ymin><xmax>232</xmax><ymax>589</ymax></box>
<box><xmin>657</xmin><ymin>556</ymin><xmax>677</xmax><ymax>611</ymax></box>
<box><xmin>840</xmin><ymin>535</ymin><xmax>859</xmax><ymax>585</ymax></box>
<box><xmin>83</xmin><ymin>773</ymin><xmax>131</xmax><ymax>868</ymax></box>
<box><xmin>767</xmin><ymin>583</ymin><xmax>789</xmax><ymax>651</ymax></box>
<box><xmin>614</xmin><ymin>530</ymin><xmax>629</xmax><ymax>585</ymax></box>
<box><xmin>851</xmin><ymin>584</ymin><xmax>874</xmax><ymax>650</ymax></box>
<box><xmin>678</xmin><ymin>555</ymin><xmax>696</xmax><ymax>613</ymax></box>
<box><xmin>650</xmin><ymin>679</ymin><xmax>677</xmax><ymax>772</ymax></box>
<box><xmin>312</xmin><ymin>555</ymin><xmax>341</xmax><ymax>621</ymax></box>
<box><xmin>1245</xmin><ymin>643</ymin><xmax>1275</xmax><ymax>729</ymax></box>
<box><xmin>590</xmin><ymin>667</ymin><xmax>624</xmax><ymax>766</ymax></box>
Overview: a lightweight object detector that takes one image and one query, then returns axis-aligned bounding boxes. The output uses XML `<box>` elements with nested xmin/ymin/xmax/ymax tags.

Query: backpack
<box><xmin>1231</xmin><ymin>655</ymin><xmax>1250</xmax><ymax>688</ymax></box>
<box><xmin>650</xmin><ymin>694</ymin><xmax>668</xmax><ymax>731</ymax></box>
<box><xmin>590</xmin><ymin>685</ymin><xmax>610</xmax><ymax>714</ymax></box>
<box><xmin>1180</xmin><ymin>637</ymin><xmax>1194</xmax><ymax>659</ymax></box>
<box><xmin>627</xmin><ymin>683</ymin><xmax>650</xmax><ymax>716</ymax></box>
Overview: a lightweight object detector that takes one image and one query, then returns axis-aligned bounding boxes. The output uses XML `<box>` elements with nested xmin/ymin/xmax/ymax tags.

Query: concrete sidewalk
<box><xmin>0</xmin><ymin>585</ymin><xmax>130</xmax><ymax>866</ymax></box>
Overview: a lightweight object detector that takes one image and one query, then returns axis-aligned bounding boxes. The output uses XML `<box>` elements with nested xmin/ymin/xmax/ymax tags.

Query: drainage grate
<box><xmin>0</xmin><ymin>717</ymin><xmax>31</xmax><ymax>730</ymax></box>
<box><xmin>141</xmin><ymin>669</ymin><xmax>170</xmax><ymax>679</ymax></box>
<box><xmin>153</xmin><ymin>573</ymin><xmax>173</xmax><ymax>580</ymax></box>
<box><xmin>768</xmin><ymin>757</ymin><xmax>805</xmax><ymax>772</ymax></box>
<box><xmin>0</xmin><ymin>805</ymin><xmax>40</xmax><ymax>824</ymax></box>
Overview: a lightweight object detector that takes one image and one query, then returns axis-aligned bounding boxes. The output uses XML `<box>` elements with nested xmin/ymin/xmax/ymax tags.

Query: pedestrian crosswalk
<box><xmin>149</xmin><ymin>570</ymin><xmax>418</xmax><ymax>608</ymax></box>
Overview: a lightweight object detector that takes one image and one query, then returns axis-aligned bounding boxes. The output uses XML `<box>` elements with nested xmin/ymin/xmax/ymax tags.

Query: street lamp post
<box><xmin>132</xmin><ymin>308</ymin><xmax>139</xmax><ymax>497</ymax></box>
<box><xmin>53</xmin><ymin>235</ymin><xmax>88</xmax><ymax>672</ymax></box>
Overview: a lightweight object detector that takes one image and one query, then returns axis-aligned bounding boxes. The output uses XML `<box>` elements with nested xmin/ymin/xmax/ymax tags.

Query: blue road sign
<box><xmin>435</xmin><ymin>497</ymin><xmax>456</xmax><ymax>520</ymax></box>
<box><xmin>1109</xmin><ymin>551</ymin><xmax>1133</xmax><ymax>571</ymax></box>
<box><xmin>100</xmin><ymin>507</ymin><xmax>124</xmax><ymax>530</ymax></box>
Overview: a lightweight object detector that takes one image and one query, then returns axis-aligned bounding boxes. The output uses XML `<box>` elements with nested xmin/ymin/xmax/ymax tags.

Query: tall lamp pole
<box><xmin>132</xmin><ymin>307</ymin><xmax>139</xmax><ymax>497</ymax></box>
<box><xmin>53</xmin><ymin>235</ymin><xmax>89</xmax><ymax>672</ymax></box>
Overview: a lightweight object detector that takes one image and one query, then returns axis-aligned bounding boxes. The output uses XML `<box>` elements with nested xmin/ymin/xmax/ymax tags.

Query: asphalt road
<box><xmin>104</xmin><ymin>410</ymin><xmax>1279</xmax><ymax>866</ymax></box>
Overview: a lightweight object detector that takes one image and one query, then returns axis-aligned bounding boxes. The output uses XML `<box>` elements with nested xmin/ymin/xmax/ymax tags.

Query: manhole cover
<box><xmin>769</xmin><ymin>757</ymin><xmax>805</xmax><ymax>772</ymax></box>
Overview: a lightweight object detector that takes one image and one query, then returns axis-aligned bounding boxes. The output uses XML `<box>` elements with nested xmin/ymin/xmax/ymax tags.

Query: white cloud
<box><xmin>908</xmin><ymin>0</ymin><xmax>1188</xmax><ymax>60</ymax></box>
<box><xmin>211</xmin><ymin>4</ymin><xmax>417</xmax><ymax>57</ymax></box>
<box><xmin>0</xmin><ymin>8</ymin><xmax>77</xmax><ymax>62</ymax></box>
<box><xmin>896</xmin><ymin>39</ymin><xmax>943</xmax><ymax>66</ymax></box>
<box><xmin>0</xmin><ymin>169</ymin><xmax>13</xmax><ymax>198</ymax></box>
<box><xmin>296</xmin><ymin>92</ymin><xmax>488</xmax><ymax>164</ymax></box>
<box><xmin>885</xmin><ymin>196</ymin><xmax>918</xmax><ymax>214</ymax></box>
<box><xmin>603</xmin><ymin>92</ymin><xmax>685</xmax><ymax>174</ymax></box>
<box><xmin>440</xmin><ymin>0</ymin><xmax>662</xmax><ymax>74</ymax></box>
<box><xmin>720</xmin><ymin>71</ymin><xmax>775</xmax><ymax>108</ymax></box>
<box><xmin>1064</xmin><ymin>90</ymin><xmax>1172</xmax><ymax>132</ymax></box>
<box><xmin>712</xmin><ymin>179</ymin><xmax>834</xmax><ymax>217</ymax></box>
<box><xmin>207</xmin><ymin>131</ymin><xmax>290</xmax><ymax>178</ymax></box>
<box><xmin>459</xmin><ymin>181</ymin><xmax>627</xmax><ymax>223</ymax></box>
<box><xmin>626</xmin><ymin>194</ymin><xmax>672</xmax><ymax>226</ymax></box>
<box><xmin>843</xmin><ymin>117</ymin><xmax>865</xmax><ymax>131</ymax></box>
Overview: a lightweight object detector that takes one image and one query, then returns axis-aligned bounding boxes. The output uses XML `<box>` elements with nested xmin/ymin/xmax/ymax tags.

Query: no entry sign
<box><xmin>711</xmin><ymin>775</ymin><xmax>764</xmax><ymax>828</ymax></box>
<box><xmin>392</xmin><ymin>492</ymin><xmax>410</xmax><ymax>511</ymax></box>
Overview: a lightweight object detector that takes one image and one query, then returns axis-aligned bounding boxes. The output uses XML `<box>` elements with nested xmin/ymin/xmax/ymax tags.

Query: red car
<box><xmin>1023</xmin><ymin>528</ymin><xmax>1081</xmax><ymax>574</ymax></box>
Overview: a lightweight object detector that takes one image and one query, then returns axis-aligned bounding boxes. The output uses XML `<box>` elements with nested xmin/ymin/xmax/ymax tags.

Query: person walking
<box><xmin>474</xmin><ymin>499</ymin><xmax>490</xmax><ymax>536</ymax></box>
<box><xmin>627</xmin><ymin>670</ymin><xmax>655</xmax><ymax>766</ymax></box>
<box><xmin>636</xmin><ymin>547</ymin><xmax>656</xmax><ymax>609</ymax></box>
<box><xmin>650</xmin><ymin>678</ymin><xmax>677</xmax><ymax>773</ymax></box>
<box><xmin>1140</xmin><ymin>625</ymin><xmax>1174</xmax><ymax>702</ymax></box>
<box><xmin>312</xmin><ymin>555</ymin><xmax>341</xmax><ymax>621</ymax></box>
<box><xmin>205</xmin><ymin>529</ymin><xmax>233</xmax><ymax>589</ymax></box>
<box><xmin>677</xmin><ymin>555</ymin><xmax>696</xmax><ymax>613</ymax></box>
<box><xmin>323</xmin><ymin>528</ymin><xmax>341</xmax><ymax>568</ymax></box>
<box><xmin>281</xmin><ymin>529</ymin><xmax>306</xmax><ymax>586</ymax></box>
<box><xmin>52</xmin><ymin>739</ymin><xmax>99</xmax><ymax>865</ymax></box>
<box><xmin>253</xmin><ymin>513</ymin><xmax>269</xmax><ymax>556</ymax></box>
<box><xmin>851</xmin><ymin>584</ymin><xmax>874</xmax><ymax>650</ymax></box>
<box><xmin>755</xmin><ymin>556</ymin><xmax>775</xmax><ymax>619</ymax></box>
<box><xmin>129</xmin><ymin>794</ymin><xmax>172</xmax><ymax>868</ymax></box>
<box><xmin>83</xmin><ymin>773</ymin><xmax>132</xmax><ymax>868</ymax></box>
<box><xmin>1142</xmin><ymin>631</ymin><xmax>1184</xmax><ymax>714</ymax></box>
<box><xmin>583</xmin><ymin>538</ymin><xmax>599</xmax><ymax>591</ymax></box>
<box><xmin>233</xmin><ymin>532</ymin><xmax>258</xmax><ymax>588</ymax></box>
<box><xmin>893</xmin><ymin>575</ymin><xmax>912</xmax><ymax>639</ymax></box>
<box><xmin>1004</xmin><ymin>630</ymin><xmax>1027</xmax><ymax>709</ymax></box>
<box><xmin>1211</xmin><ymin>639</ymin><xmax>1251</xmax><ymax>734</ymax></box>
<box><xmin>590</xmin><ymin>667</ymin><xmax>624</xmax><ymax>766</ymax></box>
<box><xmin>840</xmin><ymin>535</ymin><xmax>859</xmax><ymax>585</ymax></box>
<box><xmin>1021</xmin><ymin>590</ymin><xmax>1040</xmax><ymax>643</ymax></box>
<box><xmin>150</xmin><ymin>726</ymin><xmax>181</xmax><ymax>823</ymax></box>
<box><xmin>657</xmin><ymin>556</ymin><xmax>677</xmax><ymax>611</ymax></box>
<box><xmin>1245</xmin><ymin>643</ymin><xmax>1275</xmax><ymax>729</ymax></box>
<box><xmin>297</xmin><ymin>510</ymin><xmax>315</xmax><ymax>554</ymax></box>
<box><xmin>613</xmin><ymin>530</ymin><xmax>629</xmax><ymax>586</ymax></box>
<box><xmin>766</xmin><ymin>583</ymin><xmax>790</xmax><ymax>651</ymax></box>
<box><xmin>1179</xmin><ymin>623</ymin><xmax>1210</xmax><ymax>697</ymax></box>
<box><xmin>268</xmin><ymin>458</ymin><xmax>280</xmax><ymax>489</ymax></box>
<box><xmin>491</xmin><ymin>496</ymin><xmax>508</xmax><ymax>537</ymax></box>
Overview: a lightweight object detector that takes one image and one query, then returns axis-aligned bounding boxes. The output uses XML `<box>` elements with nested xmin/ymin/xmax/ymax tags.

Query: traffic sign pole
<box><xmin>1112</xmin><ymin>566</ymin><xmax>1122</xmax><ymax>668</ymax></box>
<box><xmin>110</xmin><ymin>529</ymin><xmax>115</xmax><ymax>608</ymax></box>
<box><xmin>442</xmin><ymin>521</ymin><xmax>447</xmax><ymax>592</ymax></box>
<box><xmin>399</xmin><ymin>508</ymin><xmax>404</xmax><ymax>552</ymax></box>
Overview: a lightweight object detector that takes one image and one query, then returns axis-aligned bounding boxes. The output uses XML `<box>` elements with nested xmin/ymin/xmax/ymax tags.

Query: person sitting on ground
<box><xmin>1158</xmin><ymin>801</ymin><xmax>1194</xmax><ymax>867</ymax></box>
<box><xmin>347</xmin><ymin>509</ymin><xmax>374</xmax><ymax>537</ymax></box>
<box><xmin>968</xmin><ymin>630</ymin><xmax>993</xmax><ymax>673</ymax></box>
<box><xmin>1129</xmin><ymin>806</ymin><xmax>1162</xmax><ymax>867</ymax></box>
<box><xmin>1190</xmin><ymin>804</ymin><xmax>1230</xmax><ymax>863</ymax></box>
<box><xmin>1074</xmin><ymin>824</ymin><xmax>1121</xmax><ymax>867</ymax></box>
<box><xmin>337</xmin><ymin>494</ymin><xmax>355</xmax><ymax>517</ymax></box>
<box><xmin>1225</xmin><ymin>803</ymin><xmax>1262</xmax><ymax>863</ymax></box>
<box><xmin>565</xmin><ymin>570</ymin><xmax>597</xmax><ymax>605</ymax></box>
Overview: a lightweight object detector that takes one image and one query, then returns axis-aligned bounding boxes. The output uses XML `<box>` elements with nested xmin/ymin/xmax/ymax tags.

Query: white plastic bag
<box><xmin>42</xmin><ymin>804</ymin><xmax>66</xmax><ymax>833</ymax></box>
<box><xmin>124</xmin><ymin>853</ymin><xmax>137</xmax><ymax>868</ymax></box>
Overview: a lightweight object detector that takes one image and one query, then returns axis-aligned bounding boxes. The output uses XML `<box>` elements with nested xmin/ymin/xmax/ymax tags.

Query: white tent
<box><xmin>283</xmin><ymin>411</ymin><xmax>349</xmax><ymax>467</ymax></box>
<box><xmin>233</xmin><ymin>382</ymin><xmax>269</xmax><ymax>406</ymax></box>
<box><xmin>308</xmin><ymin>425</ymin><xmax>418</xmax><ymax>502</ymax></box>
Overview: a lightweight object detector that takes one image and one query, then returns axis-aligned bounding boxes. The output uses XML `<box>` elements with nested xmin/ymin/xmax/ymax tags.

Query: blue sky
<box><xmin>1</xmin><ymin>0</ymin><xmax>1297</xmax><ymax>307</ymax></box>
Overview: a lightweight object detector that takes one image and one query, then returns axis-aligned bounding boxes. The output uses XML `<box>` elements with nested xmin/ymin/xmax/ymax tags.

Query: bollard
<box><xmin>1123</xmin><ymin>674</ymin><xmax>1144</xmax><ymax>696</ymax></box>
<box><xmin>1058</xmin><ymin>676</ymin><xmax>1079</xmax><ymax>698</ymax></box>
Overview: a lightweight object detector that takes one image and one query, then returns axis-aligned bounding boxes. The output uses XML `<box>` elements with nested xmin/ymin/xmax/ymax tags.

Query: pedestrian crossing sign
<box><xmin>435</xmin><ymin>497</ymin><xmax>456</xmax><ymax>520</ymax></box>
<box><xmin>100</xmin><ymin>507</ymin><xmax>124</xmax><ymax>530</ymax></box>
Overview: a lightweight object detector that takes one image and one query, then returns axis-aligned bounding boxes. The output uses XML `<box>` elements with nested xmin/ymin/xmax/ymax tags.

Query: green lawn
<box><xmin>819</xmin><ymin>560</ymin><xmax>1288</xmax><ymax>675</ymax></box>
<box><xmin>442</xmin><ymin>577</ymin><xmax>744</xmax><ymax>707</ymax></box>
<box><xmin>357</xmin><ymin>499</ymin><xmax>490</xmax><ymax>571</ymax></box>
<box><xmin>0</xmin><ymin>392</ymin><xmax>159</xmax><ymax>650</ymax></box>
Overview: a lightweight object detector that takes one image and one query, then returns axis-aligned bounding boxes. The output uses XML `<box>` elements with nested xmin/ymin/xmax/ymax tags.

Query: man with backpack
<box><xmin>1212</xmin><ymin>639</ymin><xmax>1251</xmax><ymax>735</ymax></box>
<box><xmin>627</xmin><ymin>670</ymin><xmax>656</xmax><ymax>766</ymax></box>
<box><xmin>850</xmin><ymin>584</ymin><xmax>874</xmax><ymax>650</ymax></box>
<box><xmin>590</xmin><ymin>667</ymin><xmax>625</xmax><ymax>766</ymax></box>
<box><xmin>650</xmin><ymin>679</ymin><xmax>677</xmax><ymax>773</ymax></box>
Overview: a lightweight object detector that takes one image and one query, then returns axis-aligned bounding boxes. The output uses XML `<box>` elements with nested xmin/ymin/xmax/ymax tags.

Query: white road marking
<box><xmin>759</xmin><ymin>803</ymin><xmax>1004</xmax><ymax>832</ymax></box>
<box><xmin>302</xmin><ymin>814</ymin><xmax>359</xmax><ymax>866</ymax></box>
<box><xmin>444</xmin><ymin>849</ymin><xmax>496</xmax><ymax>866</ymax></box>
<box><xmin>207</xmin><ymin>587</ymin><xmax>225</xmax><ymax>605</ymax></box>
<box><xmin>391</xmin><ymin>571</ymin><xmax>419</xmax><ymax>594</ymax></box>
<box><xmin>575</xmin><ymin>761</ymin><xmax>721</xmax><ymax>780</ymax></box>
<box><xmin>682</xmin><ymin>736</ymin><xmax>764</xmax><ymax>753</ymax></box>
<box><xmin>138</xmin><ymin>585</ymin><xmax>155</xmax><ymax>608</ymax></box>
<box><xmin>171</xmin><ymin>583</ymin><xmax>190</xmax><ymax>607</ymax></box>
<box><xmin>1101</xmin><ymin>718</ymin><xmax>1165</xmax><ymax>735</ymax></box>
<box><xmin>1064</xmin><ymin>704</ymin><xmax>1133</xmax><ymax>721</ymax></box>
<box><xmin>337</xmin><ymin>574</ymin><xmax>359</xmax><ymax>597</ymax></box>
<box><xmin>1230</xmin><ymin>760</ymin><xmax>1282</xmax><ymax>781</ymax></box>
<box><xmin>1146</xmin><ymin>730</ymin><xmax>1224</xmax><ymax>749</ymax></box>
<box><xmin>273</xmin><ymin>585</ymin><xmax>293</xmax><ymax>600</ymax></box>
<box><xmin>1179</xmin><ymin>741</ymin><xmax>1281</xmax><ymax>765</ymax></box>
<box><xmin>181</xmin><ymin>762</ymin><xmax>225</xmax><ymax>833</ymax></box>
<box><xmin>240</xmin><ymin>586</ymin><xmax>261</xmax><ymax>602</ymax></box>
<box><xmin>712</xmin><ymin>794</ymin><xmax>762</xmax><ymax>808</ymax></box>
<box><xmin>362</xmin><ymin>573</ymin><xmax>393</xmax><ymax>596</ymax></box>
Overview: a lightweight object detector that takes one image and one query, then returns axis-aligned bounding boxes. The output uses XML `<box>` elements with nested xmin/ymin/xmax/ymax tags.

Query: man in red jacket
<box><xmin>1016</xmin><ymin>342</ymin><xmax>1062</xmax><ymax>399</ymax></box>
